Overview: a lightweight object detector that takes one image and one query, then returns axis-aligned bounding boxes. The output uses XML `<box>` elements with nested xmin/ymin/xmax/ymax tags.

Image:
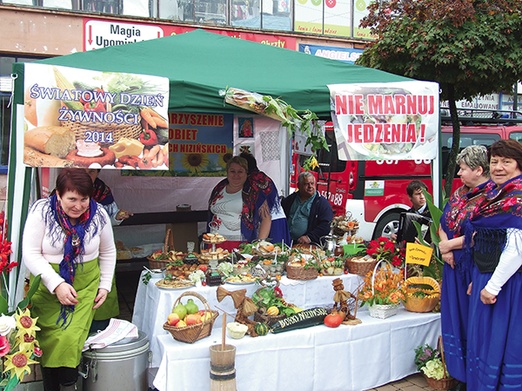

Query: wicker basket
<box><xmin>147</xmin><ymin>229</ymin><xmax>175</xmax><ymax>269</ymax></box>
<box><xmin>367</xmin><ymin>259</ymin><xmax>401</xmax><ymax>319</ymax></box>
<box><xmin>346</xmin><ymin>256</ymin><xmax>377</xmax><ymax>277</ymax></box>
<box><xmin>286</xmin><ymin>264</ymin><xmax>318</xmax><ymax>280</ymax></box>
<box><xmin>403</xmin><ymin>276</ymin><xmax>441</xmax><ymax>313</ymax></box>
<box><xmin>368</xmin><ymin>303</ymin><xmax>399</xmax><ymax>319</ymax></box>
<box><xmin>61</xmin><ymin>118</ymin><xmax>142</xmax><ymax>145</ymax></box>
<box><xmin>423</xmin><ymin>336</ymin><xmax>458</xmax><ymax>390</ymax></box>
<box><xmin>163</xmin><ymin>291</ymin><xmax>218</xmax><ymax>344</ymax></box>
<box><xmin>424</xmin><ymin>375</ymin><xmax>458</xmax><ymax>390</ymax></box>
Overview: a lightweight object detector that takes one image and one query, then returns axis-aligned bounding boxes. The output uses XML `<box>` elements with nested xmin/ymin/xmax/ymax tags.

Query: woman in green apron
<box><xmin>22</xmin><ymin>168</ymin><xmax>116</xmax><ymax>391</ymax></box>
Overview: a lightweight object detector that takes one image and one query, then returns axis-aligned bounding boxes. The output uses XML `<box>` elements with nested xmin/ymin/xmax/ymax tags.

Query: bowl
<box><xmin>226</xmin><ymin>322</ymin><xmax>248</xmax><ymax>339</ymax></box>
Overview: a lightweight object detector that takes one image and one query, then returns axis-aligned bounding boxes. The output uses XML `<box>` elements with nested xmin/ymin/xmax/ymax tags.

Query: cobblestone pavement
<box><xmin>370</xmin><ymin>373</ymin><xmax>433</xmax><ymax>390</ymax></box>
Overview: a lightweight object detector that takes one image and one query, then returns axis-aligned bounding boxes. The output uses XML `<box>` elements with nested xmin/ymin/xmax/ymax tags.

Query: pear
<box><xmin>172</xmin><ymin>302</ymin><xmax>187</xmax><ymax>320</ymax></box>
<box><xmin>185</xmin><ymin>299</ymin><xmax>199</xmax><ymax>315</ymax></box>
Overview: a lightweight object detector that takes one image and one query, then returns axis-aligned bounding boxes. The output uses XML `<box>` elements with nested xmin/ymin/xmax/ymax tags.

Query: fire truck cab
<box><xmin>290</xmin><ymin>109</ymin><xmax>522</xmax><ymax>241</ymax></box>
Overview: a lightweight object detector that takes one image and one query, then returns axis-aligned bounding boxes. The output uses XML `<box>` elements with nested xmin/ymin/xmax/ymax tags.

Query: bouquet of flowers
<box><xmin>414</xmin><ymin>342</ymin><xmax>450</xmax><ymax>381</ymax></box>
<box><xmin>358</xmin><ymin>262</ymin><xmax>404</xmax><ymax>307</ymax></box>
<box><xmin>366</xmin><ymin>236</ymin><xmax>405</xmax><ymax>267</ymax></box>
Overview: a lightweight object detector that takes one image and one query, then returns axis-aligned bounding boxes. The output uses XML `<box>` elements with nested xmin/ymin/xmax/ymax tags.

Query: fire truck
<box><xmin>290</xmin><ymin>109</ymin><xmax>522</xmax><ymax>241</ymax></box>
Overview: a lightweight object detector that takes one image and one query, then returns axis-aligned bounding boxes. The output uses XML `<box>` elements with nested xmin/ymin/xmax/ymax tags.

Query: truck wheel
<box><xmin>373</xmin><ymin>212</ymin><xmax>401</xmax><ymax>240</ymax></box>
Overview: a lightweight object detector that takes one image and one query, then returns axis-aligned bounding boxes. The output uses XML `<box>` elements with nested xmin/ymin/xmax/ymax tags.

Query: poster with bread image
<box><xmin>23</xmin><ymin>64</ymin><xmax>169</xmax><ymax>170</ymax></box>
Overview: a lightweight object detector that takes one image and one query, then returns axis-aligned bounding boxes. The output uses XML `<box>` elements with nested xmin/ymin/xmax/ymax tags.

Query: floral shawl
<box><xmin>464</xmin><ymin>174</ymin><xmax>522</xmax><ymax>262</ymax></box>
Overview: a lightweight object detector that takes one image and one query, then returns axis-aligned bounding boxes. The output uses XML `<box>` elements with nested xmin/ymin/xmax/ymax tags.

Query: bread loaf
<box><xmin>24</xmin><ymin>147</ymin><xmax>77</xmax><ymax>168</ymax></box>
<box><xmin>24</xmin><ymin>126</ymin><xmax>75</xmax><ymax>158</ymax></box>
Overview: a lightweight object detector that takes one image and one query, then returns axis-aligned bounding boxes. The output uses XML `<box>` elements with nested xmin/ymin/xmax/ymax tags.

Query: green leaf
<box><xmin>15</xmin><ymin>274</ymin><xmax>42</xmax><ymax>313</ymax></box>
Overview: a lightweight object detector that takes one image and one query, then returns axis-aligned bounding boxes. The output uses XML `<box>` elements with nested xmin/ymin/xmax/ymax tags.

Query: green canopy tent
<box><xmin>6</xmin><ymin>29</ymin><xmax>422</xmax><ymax>304</ymax></box>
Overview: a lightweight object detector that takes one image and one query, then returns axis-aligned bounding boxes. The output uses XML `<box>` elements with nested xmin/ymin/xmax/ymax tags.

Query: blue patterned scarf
<box><xmin>50</xmin><ymin>194</ymin><xmax>97</xmax><ymax>328</ymax></box>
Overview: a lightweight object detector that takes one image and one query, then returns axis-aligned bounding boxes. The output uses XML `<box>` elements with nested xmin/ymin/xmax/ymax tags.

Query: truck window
<box><xmin>316</xmin><ymin>129</ymin><xmax>346</xmax><ymax>173</ymax></box>
<box><xmin>509</xmin><ymin>132</ymin><xmax>522</xmax><ymax>143</ymax></box>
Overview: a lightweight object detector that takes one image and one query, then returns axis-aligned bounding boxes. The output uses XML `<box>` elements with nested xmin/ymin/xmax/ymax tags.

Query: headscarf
<box><xmin>49</xmin><ymin>193</ymin><xmax>98</xmax><ymax>328</ymax></box>
<box><xmin>92</xmin><ymin>177</ymin><xmax>115</xmax><ymax>206</ymax></box>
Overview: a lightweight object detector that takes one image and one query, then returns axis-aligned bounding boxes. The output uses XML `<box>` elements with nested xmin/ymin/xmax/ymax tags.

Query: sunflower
<box><xmin>3</xmin><ymin>347</ymin><xmax>38</xmax><ymax>380</ymax></box>
<box><xmin>218</xmin><ymin>148</ymin><xmax>233</xmax><ymax>169</ymax></box>
<box><xmin>14</xmin><ymin>308</ymin><xmax>40</xmax><ymax>340</ymax></box>
<box><xmin>181</xmin><ymin>153</ymin><xmax>209</xmax><ymax>174</ymax></box>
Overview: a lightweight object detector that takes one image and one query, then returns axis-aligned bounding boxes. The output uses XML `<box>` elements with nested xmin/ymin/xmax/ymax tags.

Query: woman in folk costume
<box><xmin>239</xmin><ymin>152</ymin><xmax>291</xmax><ymax>244</ymax></box>
<box><xmin>464</xmin><ymin>140</ymin><xmax>522</xmax><ymax>390</ymax></box>
<box><xmin>208</xmin><ymin>155</ymin><xmax>290</xmax><ymax>250</ymax></box>
<box><xmin>22</xmin><ymin>168</ymin><xmax>116</xmax><ymax>391</ymax></box>
<box><xmin>438</xmin><ymin>145</ymin><xmax>490</xmax><ymax>390</ymax></box>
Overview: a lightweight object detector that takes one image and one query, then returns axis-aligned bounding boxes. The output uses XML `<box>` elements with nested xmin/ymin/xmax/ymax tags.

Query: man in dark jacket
<box><xmin>281</xmin><ymin>172</ymin><xmax>333</xmax><ymax>244</ymax></box>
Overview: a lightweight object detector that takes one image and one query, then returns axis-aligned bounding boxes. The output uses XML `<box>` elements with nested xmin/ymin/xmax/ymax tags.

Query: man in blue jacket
<box><xmin>282</xmin><ymin>171</ymin><xmax>333</xmax><ymax>245</ymax></box>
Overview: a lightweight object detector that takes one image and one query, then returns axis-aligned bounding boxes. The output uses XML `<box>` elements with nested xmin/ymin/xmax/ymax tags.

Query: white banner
<box><xmin>328</xmin><ymin>81</ymin><xmax>440</xmax><ymax>161</ymax></box>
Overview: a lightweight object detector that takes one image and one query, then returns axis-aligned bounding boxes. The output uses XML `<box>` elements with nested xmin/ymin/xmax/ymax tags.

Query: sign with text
<box><xmin>405</xmin><ymin>242</ymin><xmax>433</xmax><ymax>267</ymax></box>
<box><xmin>23</xmin><ymin>64</ymin><xmax>169</xmax><ymax>169</ymax></box>
<box><xmin>299</xmin><ymin>44</ymin><xmax>363</xmax><ymax>64</ymax></box>
<box><xmin>168</xmin><ymin>112</ymin><xmax>233</xmax><ymax>176</ymax></box>
<box><xmin>328</xmin><ymin>81</ymin><xmax>440</xmax><ymax>161</ymax></box>
<box><xmin>84</xmin><ymin>19</ymin><xmax>164</xmax><ymax>51</ymax></box>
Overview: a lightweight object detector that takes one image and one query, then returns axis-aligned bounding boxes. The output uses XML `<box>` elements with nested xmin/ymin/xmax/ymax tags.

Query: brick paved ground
<box><xmin>370</xmin><ymin>373</ymin><xmax>433</xmax><ymax>391</ymax></box>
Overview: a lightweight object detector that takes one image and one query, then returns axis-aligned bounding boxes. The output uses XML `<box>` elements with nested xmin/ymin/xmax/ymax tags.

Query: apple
<box><xmin>167</xmin><ymin>313</ymin><xmax>180</xmax><ymax>326</ymax></box>
<box><xmin>185</xmin><ymin>314</ymin><xmax>202</xmax><ymax>326</ymax></box>
<box><xmin>176</xmin><ymin>320</ymin><xmax>187</xmax><ymax>328</ymax></box>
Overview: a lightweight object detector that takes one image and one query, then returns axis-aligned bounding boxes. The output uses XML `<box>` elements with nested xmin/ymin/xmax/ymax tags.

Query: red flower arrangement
<box><xmin>366</xmin><ymin>236</ymin><xmax>405</xmax><ymax>267</ymax></box>
<box><xmin>0</xmin><ymin>212</ymin><xmax>16</xmax><ymax>275</ymax></box>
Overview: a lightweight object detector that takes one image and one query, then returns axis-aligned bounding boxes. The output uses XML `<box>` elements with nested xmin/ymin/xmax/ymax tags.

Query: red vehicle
<box><xmin>291</xmin><ymin>110</ymin><xmax>522</xmax><ymax>241</ymax></box>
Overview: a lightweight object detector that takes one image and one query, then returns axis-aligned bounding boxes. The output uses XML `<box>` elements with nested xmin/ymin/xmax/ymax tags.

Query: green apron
<box><xmin>93</xmin><ymin>276</ymin><xmax>120</xmax><ymax>320</ymax></box>
<box><xmin>31</xmin><ymin>259</ymin><xmax>99</xmax><ymax>368</ymax></box>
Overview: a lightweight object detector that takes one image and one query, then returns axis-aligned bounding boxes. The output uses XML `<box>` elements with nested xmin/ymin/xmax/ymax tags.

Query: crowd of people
<box><xmin>18</xmin><ymin>141</ymin><xmax>522</xmax><ymax>391</ymax></box>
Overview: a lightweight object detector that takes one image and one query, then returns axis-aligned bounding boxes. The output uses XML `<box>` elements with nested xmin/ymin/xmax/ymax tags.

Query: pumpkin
<box><xmin>266</xmin><ymin>306</ymin><xmax>279</xmax><ymax>316</ymax></box>
<box><xmin>255</xmin><ymin>322</ymin><xmax>269</xmax><ymax>336</ymax></box>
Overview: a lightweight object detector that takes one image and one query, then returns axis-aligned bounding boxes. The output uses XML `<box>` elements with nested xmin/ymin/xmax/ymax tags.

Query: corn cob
<box><xmin>53</xmin><ymin>67</ymin><xmax>84</xmax><ymax>111</ymax></box>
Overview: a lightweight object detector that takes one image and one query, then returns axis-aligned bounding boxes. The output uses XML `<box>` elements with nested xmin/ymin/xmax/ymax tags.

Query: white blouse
<box><xmin>22</xmin><ymin>198</ymin><xmax>116</xmax><ymax>295</ymax></box>
<box><xmin>209</xmin><ymin>188</ymin><xmax>243</xmax><ymax>241</ymax></box>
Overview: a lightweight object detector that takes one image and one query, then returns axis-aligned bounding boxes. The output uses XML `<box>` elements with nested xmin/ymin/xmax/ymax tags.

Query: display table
<box><xmin>153</xmin><ymin>308</ymin><xmax>440</xmax><ymax>391</ymax></box>
<box><xmin>132</xmin><ymin>272</ymin><xmax>363</xmax><ymax>367</ymax></box>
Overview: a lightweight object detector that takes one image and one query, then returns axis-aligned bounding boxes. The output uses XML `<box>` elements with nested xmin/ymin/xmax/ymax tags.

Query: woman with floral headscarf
<box><xmin>464</xmin><ymin>140</ymin><xmax>522</xmax><ymax>390</ymax></box>
<box><xmin>22</xmin><ymin>168</ymin><xmax>116</xmax><ymax>391</ymax></box>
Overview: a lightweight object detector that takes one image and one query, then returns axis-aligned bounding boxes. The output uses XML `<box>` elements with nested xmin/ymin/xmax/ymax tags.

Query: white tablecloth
<box><xmin>132</xmin><ymin>272</ymin><xmax>363</xmax><ymax>367</ymax></box>
<box><xmin>153</xmin><ymin>308</ymin><xmax>441</xmax><ymax>391</ymax></box>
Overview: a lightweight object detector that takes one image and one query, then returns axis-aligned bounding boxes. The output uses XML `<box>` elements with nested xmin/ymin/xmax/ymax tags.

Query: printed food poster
<box><xmin>168</xmin><ymin>112</ymin><xmax>233</xmax><ymax>176</ymax></box>
<box><xmin>23</xmin><ymin>63</ymin><xmax>169</xmax><ymax>169</ymax></box>
<box><xmin>328</xmin><ymin>81</ymin><xmax>440</xmax><ymax>161</ymax></box>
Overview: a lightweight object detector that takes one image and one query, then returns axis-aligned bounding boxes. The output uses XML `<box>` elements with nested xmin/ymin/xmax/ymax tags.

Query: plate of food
<box><xmin>202</xmin><ymin>233</ymin><xmax>226</xmax><ymax>244</ymax></box>
<box><xmin>224</xmin><ymin>275</ymin><xmax>257</xmax><ymax>285</ymax></box>
<box><xmin>155</xmin><ymin>278</ymin><xmax>195</xmax><ymax>290</ymax></box>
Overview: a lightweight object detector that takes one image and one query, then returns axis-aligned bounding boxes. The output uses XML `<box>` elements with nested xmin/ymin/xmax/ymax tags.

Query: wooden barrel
<box><xmin>209</xmin><ymin>344</ymin><xmax>237</xmax><ymax>391</ymax></box>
